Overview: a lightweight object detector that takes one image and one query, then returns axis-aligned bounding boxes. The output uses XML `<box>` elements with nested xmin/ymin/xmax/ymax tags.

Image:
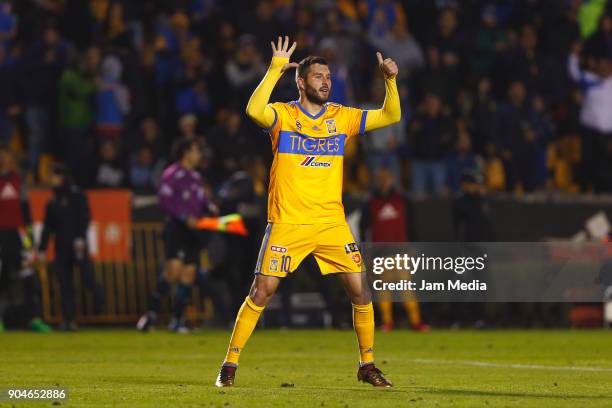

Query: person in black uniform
<box><xmin>38</xmin><ymin>164</ymin><xmax>104</xmax><ymax>330</ymax></box>
<box><xmin>451</xmin><ymin>170</ymin><xmax>494</xmax><ymax>328</ymax></box>
<box><xmin>453</xmin><ymin>171</ymin><xmax>494</xmax><ymax>243</ymax></box>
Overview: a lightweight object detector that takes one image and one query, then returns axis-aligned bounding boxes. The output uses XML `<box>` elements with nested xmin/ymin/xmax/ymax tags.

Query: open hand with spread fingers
<box><xmin>376</xmin><ymin>52</ymin><xmax>399</xmax><ymax>79</ymax></box>
<box><xmin>271</xmin><ymin>35</ymin><xmax>299</xmax><ymax>73</ymax></box>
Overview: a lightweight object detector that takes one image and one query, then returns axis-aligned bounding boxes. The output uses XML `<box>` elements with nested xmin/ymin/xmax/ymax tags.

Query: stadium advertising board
<box><xmin>29</xmin><ymin>189</ymin><xmax>131</xmax><ymax>262</ymax></box>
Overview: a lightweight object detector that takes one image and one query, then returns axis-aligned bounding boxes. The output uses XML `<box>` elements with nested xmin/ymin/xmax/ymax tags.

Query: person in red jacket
<box><xmin>359</xmin><ymin>167</ymin><xmax>429</xmax><ymax>332</ymax></box>
<box><xmin>0</xmin><ymin>143</ymin><xmax>50</xmax><ymax>332</ymax></box>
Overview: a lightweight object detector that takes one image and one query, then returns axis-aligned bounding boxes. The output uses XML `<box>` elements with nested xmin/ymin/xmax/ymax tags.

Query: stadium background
<box><xmin>1</xmin><ymin>0</ymin><xmax>612</xmax><ymax>329</ymax></box>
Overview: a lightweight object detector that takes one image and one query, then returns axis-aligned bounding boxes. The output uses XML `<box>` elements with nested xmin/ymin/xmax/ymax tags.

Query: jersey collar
<box><xmin>295</xmin><ymin>100</ymin><xmax>327</xmax><ymax>120</ymax></box>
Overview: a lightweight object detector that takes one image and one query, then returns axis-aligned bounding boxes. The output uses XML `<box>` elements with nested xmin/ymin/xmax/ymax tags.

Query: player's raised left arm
<box><xmin>364</xmin><ymin>52</ymin><xmax>401</xmax><ymax>132</ymax></box>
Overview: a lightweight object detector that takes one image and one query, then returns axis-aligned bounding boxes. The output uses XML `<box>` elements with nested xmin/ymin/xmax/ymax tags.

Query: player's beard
<box><xmin>305</xmin><ymin>84</ymin><xmax>329</xmax><ymax>105</ymax></box>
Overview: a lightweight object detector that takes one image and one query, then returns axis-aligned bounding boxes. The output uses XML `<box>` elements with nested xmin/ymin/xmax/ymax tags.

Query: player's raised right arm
<box><xmin>245</xmin><ymin>36</ymin><xmax>298</xmax><ymax>128</ymax></box>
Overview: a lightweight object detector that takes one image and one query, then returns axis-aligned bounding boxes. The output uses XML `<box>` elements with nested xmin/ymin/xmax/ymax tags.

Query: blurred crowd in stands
<box><xmin>0</xmin><ymin>0</ymin><xmax>612</xmax><ymax>195</ymax></box>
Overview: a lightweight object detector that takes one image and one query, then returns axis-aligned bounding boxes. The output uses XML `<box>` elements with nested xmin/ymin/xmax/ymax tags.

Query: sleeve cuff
<box><xmin>270</xmin><ymin>56</ymin><xmax>290</xmax><ymax>70</ymax></box>
<box><xmin>359</xmin><ymin>110</ymin><xmax>368</xmax><ymax>135</ymax></box>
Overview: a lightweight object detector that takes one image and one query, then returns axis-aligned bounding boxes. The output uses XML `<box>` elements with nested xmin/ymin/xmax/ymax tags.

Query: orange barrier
<box><xmin>29</xmin><ymin>189</ymin><xmax>132</xmax><ymax>262</ymax></box>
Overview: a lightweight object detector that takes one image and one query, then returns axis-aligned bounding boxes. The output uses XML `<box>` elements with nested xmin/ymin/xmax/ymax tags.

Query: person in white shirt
<box><xmin>568</xmin><ymin>42</ymin><xmax>612</xmax><ymax>192</ymax></box>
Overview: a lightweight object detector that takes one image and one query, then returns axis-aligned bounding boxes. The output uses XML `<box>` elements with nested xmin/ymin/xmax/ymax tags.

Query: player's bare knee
<box><xmin>249</xmin><ymin>286</ymin><xmax>273</xmax><ymax>306</ymax></box>
<box><xmin>248</xmin><ymin>275</ymin><xmax>279</xmax><ymax>306</ymax></box>
<box><xmin>350</xmin><ymin>292</ymin><xmax>371</xmax><ymax>305</ymax></box>
<box><xmin>354</xmin><ymin>285</ymin><xmax>372</xmax><ymax>305</ymax></box>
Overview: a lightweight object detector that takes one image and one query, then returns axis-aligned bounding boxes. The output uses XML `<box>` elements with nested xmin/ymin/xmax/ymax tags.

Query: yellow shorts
<box><xmin>254</xmin><ymin>222</ymin><xmax>364</xmax><ymax>277</ymax></box>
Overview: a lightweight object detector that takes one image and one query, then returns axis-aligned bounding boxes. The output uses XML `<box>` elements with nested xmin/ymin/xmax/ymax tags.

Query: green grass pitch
<box><xmin>1</xmin><ymin>329</ymin><xmax>612</xmax><ymax>407</ymax></box>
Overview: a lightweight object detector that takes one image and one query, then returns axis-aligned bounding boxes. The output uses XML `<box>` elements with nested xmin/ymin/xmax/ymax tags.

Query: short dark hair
<box><xmin>172</xmin><ymin>138</ymin><xmax>199</xmax><ymax>162</ymax></box>
<box><xmin>52</xmin><ymin>163</ymin><xmax>74</xmax><ymax>185</ymax></box>
<box><xmin>297</xmin><ymin>56</ymin><xmax>328</xmax><ymax>79</ymax></box>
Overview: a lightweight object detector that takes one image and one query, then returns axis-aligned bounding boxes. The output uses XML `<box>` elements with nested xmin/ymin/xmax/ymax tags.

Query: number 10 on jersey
<box><xmin>281</xmin><ymin>255</ymin><xmax>291</xmax><ymax>273</ymax></box>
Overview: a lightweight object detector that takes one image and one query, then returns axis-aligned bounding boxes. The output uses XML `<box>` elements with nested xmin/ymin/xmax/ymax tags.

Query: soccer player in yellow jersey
<box><xmin>215</xmin><ymin>36</ymin><xmax>400</xmax><ymax>388</ymax></box>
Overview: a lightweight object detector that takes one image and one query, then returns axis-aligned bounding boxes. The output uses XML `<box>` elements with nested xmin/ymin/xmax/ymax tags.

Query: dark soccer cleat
<box><xmin>357</xmin><ymin>363</ymin><xmax>393</xmax><ymax>387</ymax></box>
<box><xmin>215</xmin><ymin>364</ymin><xmax>237</xmax><ymax>387</ymax></box>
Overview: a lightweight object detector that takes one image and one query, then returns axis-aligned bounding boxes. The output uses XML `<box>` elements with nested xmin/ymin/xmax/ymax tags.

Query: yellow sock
<box><xmin>378</xmin><ymin>301</ymin><xmax>393</xmax><ymax>326</ymax></box>
<box><xmin>352</xmin><ymin>302</ymin><xmax>375</xmax><ymax>365</ymax></box>
<box><xmin>404</xmin><ymin>301</ymin><xmax>421</xmax><ymax>328</ymax></box>
<box><xmin>224</xmin><ymin>297</ymin><xmax>265</xmax><ymax>366</ymax></box>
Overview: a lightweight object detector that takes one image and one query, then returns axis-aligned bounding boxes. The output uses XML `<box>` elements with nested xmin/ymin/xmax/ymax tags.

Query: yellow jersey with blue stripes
<box><xmin>265</xmin><ymin>100</ymin><xmax>367</xmax><ymax>224</ymax></box>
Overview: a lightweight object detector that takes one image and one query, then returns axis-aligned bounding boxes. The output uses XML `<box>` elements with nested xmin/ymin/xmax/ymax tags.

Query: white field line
<box><xmin>409</xmin><ymin>358</ymin><xmax>612</xmax><ymax>373</ymax></box>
